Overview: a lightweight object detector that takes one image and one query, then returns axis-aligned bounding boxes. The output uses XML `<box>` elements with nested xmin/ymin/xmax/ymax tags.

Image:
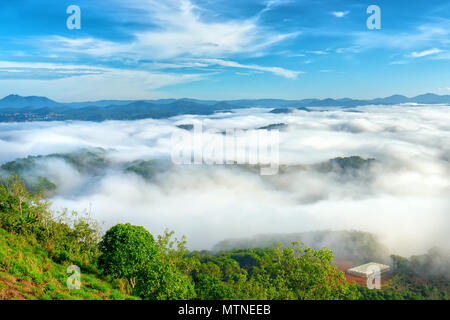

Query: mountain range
<box><xmin>0</xmin><ymin>93</ymin><xmax>449</xmax><ymax>122</ymax></box>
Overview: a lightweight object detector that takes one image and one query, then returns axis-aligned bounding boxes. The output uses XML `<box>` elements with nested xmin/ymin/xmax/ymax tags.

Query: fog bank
<box><xmin>0</xmin><ymin>104</ymin><xmax>449</xmax><ymax>255</ymax></box>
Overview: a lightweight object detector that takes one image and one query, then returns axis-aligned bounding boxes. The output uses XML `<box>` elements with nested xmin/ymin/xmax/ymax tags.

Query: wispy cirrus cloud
<box><xmin>389</xmin><ymin>60</ymin><xmax>409</xmax><ymax>65</ymax></box>
<box><xmin>335</xmin><ymin>46</ymin><xmax>360</xmax><ymax>54</ymax></box>
<box><xmin>306</xmin><ymin>50</ymin><xmax>329</xmax><ymax>55</ymax></box>
<box><xmin>353</xmin><ymin>21</ymin><xmax>450</xmax><ymax>50</ymax></box>
<box><xmin>1</xmin><ymin>0</ymin><xmax>450</xmax><ymax>99</ymax></box>
<box><xmin>29</xmin><ymin>0</ymin><xmax>301</xmax><ymax>83</ymax></box>
<box><xmin>142</xmin><ymin>58</ymin><xmax>302</xmax><ymax>79</ymax></box>
<box><xmin>0</xmin><ymin>61</ymin><xmax>105</xmax><ymax>79</ymax></box>
<box><xmin>409</xmin><ymin>48</ymin><xmax>443</xmax><ymax>58</ymax></box>
<box><xmin>0</xmin><ymin>61</ymin><xmax>207</xmax><ymax>101</ymax></box>
<box><xmin>188</xmin><ymin>58</ymin><xmax>303</xmax><ymax>79</ymax></box>
<box><xmin>40</xmin><ymin>0</ymin><xmax>299</xmax><ymax>61</ymax></box>
<box><xmin>390</xmin><ymin>48</ymin><xmax>447</xmax><ymax>65</ymax></box>
<box><xmin>259</xmin><ymin>0</ymin><xmax>292</xmax><ymax>15</ymax></box>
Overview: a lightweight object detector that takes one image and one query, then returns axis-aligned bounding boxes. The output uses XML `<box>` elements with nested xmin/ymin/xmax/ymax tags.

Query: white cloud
<box><xmin>307</xmin><ymin>50</ymin><xmax>329</xmax><ymax>55</ymax></box>
<box><xmin>428</xmin><ymin>51</ymin><xmax>450</xmax><ymax>60</ymax></box>
<box><xmin>389</xmin><ymin>60</ymin><xmax>409</xmax><ymax>65</ymax></box>
<box><xmin>335</xmin><ymin>46</ymin><xmax>360</xmax><ymax>54</ymax></box>
<box><xmin>0</xmin><ymin>61</ymin><xmax>207</xmax><ymax>101</ymax></box>
<box><xmin>189</xmin><ymin>58</ymin><xmax>303</xmax><ymax>79</ymax></box>
<box><xmin>24</xmin><ymin>0</ymin><xmax>302</xmax><ymax>87</ymax></box>
<box><xmin>332</xmin><ymin>11</ymin><xmax>350</xmax><ymax>18</ymax></box>
<box><xmin>40</xmin><ymin>0</ymin><xmax>299</xmax><ymax>61</ymax></box>
<box><xmin>260</xmin><ymin>0</ymin><xmax>291</xmax><ymax>14</ymax></box>
<box><xmin>353</xmin><ymin>21</ymin><xmax>450</xmax><ymax>50</ymax></box>
<box><xmin>409</xmin><ymin>48</ymin><xmax>443</xmax><ymax>58</ymax></box>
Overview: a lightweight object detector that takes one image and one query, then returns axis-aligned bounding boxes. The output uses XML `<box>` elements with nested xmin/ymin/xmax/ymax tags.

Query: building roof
<box><xmin>346</xmin><ymin>262</ymin><xmax>390</xmax><ymax>278</ymax></box>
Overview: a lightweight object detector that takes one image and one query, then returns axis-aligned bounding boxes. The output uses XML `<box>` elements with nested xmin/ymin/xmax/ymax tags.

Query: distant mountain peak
<box><xmin>386</xmin><ymin>94</ymin><xmax>408</xmax><ymax>98</ymax></box>
<box><xmin>3</xmin><ymin>94</ymin><xmax>24</xmax><ymax>101</ymax></box>
<box><xmin>416</xmin><ymin>93</ymin><xmax>436</xmax><ymax>96</ymax></box>
<box><xmin>0</xmin><ymin>94</ymin><xmax>61</xmax><ymax>109</ymax></box>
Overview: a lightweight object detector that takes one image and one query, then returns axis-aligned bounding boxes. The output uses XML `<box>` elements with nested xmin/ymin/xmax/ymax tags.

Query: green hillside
<box><xmin>1</xmin><ymin>175</ymin><xmax>449</xmax><ymax>300</ymax></box>
<box><xmin>0</xmin><ymin>228</ymin><xmax>135</xmax><ymax>300</ymax></box>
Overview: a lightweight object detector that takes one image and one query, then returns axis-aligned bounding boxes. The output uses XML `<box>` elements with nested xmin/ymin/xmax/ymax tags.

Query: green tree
<box><xmin>99</xmin><ymin>223</ymin><xmax>159</xmax><ymax>288</ymax></box>
<box><xmin>270</xmin><ymin>243</ymin><xmax>361</xmax><ymax>300</ymax></box>
<box><xmin>194</xmin><ymin>273</ymin><xmax>234</xmax><ymax>300</ymax></box>
<box><xmin>0</xmin><ymin>175</ymin><xmax>49</xmax><ymax>234</ymax></box>
<box><xmin>156</xmin><ymin>229</ymin><xmax>199</xmax><ymax>275</ymax></box>
<box><xmin>135</xmin><ymin>261</ymin><xmax>196</xmax><ymax>300</ymax></box>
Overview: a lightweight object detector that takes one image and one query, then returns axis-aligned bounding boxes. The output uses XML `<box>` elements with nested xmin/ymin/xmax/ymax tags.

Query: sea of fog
<box><xmin>0</xmin><ymin>104</ymin><xmax>449</xmax><ymax>255</ymax></box>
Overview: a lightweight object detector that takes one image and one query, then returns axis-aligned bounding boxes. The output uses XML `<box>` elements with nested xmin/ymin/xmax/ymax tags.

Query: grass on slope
<box><xmin>0</xmin><ymin>228</ymin><xmax>138</xmax><ymax>300</ymax></box>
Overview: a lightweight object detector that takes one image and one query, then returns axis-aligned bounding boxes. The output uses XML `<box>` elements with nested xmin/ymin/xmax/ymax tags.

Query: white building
<box><xmin>346</xmin><ymin>262</ymin><xmax>390</xmax><ymax>278</ymax></box>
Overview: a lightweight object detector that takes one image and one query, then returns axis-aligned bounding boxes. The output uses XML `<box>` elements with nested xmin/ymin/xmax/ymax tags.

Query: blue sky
<box><xmin>0</xmin><ymin>0</ymin><xmax>449</xmax><ymax>101</ymax></box>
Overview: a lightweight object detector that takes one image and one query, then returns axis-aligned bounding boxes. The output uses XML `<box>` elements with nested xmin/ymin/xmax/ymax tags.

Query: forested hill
<box><xmin>1</xmin><ymin>176</ymin><xmax>449</xmax><ymax>300</ymax></box>
<box><xmin>212</xmin><ymin>230</ymin><xmax>390</xmax><ymax>264</ymax></box>
<box><xmin>0</xmin><ymin>148</ymin><xmax>378</xmax><ymax>197</ymax></box>
<box><xmin>1</xmin><ymin>93</ymin><xmax>449</xmax><ymax>122</ymax></box>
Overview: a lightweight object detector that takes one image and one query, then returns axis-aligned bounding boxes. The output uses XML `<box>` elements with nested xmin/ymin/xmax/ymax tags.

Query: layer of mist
<box><xmin>0</xmin><ymin>104</ymin><xmax>449</xmax><ymax>256</ymax></box>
